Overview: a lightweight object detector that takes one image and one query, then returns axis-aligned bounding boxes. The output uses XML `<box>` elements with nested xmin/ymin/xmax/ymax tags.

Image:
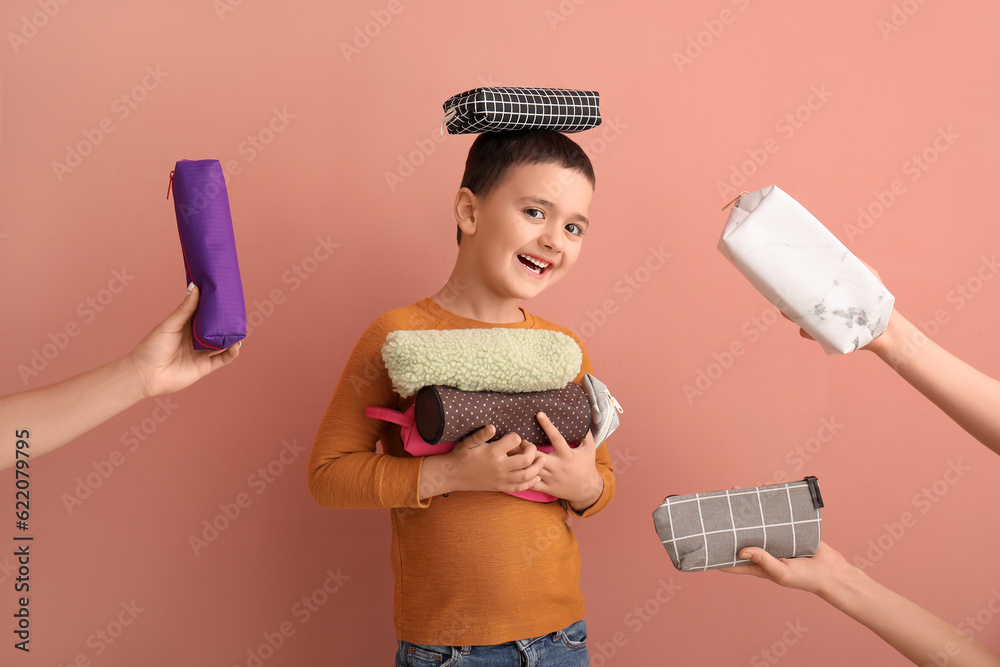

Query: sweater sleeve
<box><xmin>307</xmin><ymin>315</ymin><xmax>430</xmax><ymax>509</ymax></box>
<box><xmin>566</xmin><ymin>333</ymin><xmax>616</xmax><ymax>519</ymax></box>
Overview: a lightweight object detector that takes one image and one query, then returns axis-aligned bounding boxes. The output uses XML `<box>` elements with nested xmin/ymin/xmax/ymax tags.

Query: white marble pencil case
<box><xmin>718</xmin><ymin>185</ymin><xmax>894</xmax><ymax>354</ymax></box>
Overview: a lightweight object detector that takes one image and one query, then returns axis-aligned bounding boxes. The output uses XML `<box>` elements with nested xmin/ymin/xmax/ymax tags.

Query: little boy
<box><xmin>308</xmin><ymin>129</ymin><xmax>615</xmax><ymax>666</ymax></box>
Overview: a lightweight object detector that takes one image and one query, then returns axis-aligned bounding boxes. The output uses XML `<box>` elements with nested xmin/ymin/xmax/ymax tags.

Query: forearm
<box><xmin>870</xmin><ymin>312</ymin><xmax>1000</xmax><ymax>456</ymax></box>
<box><xmin>0</xmin><ymin>356</ymin><xmax>144</xmax><ymax>470</ymax></box>
<box><xmin>417</xmin><ymin>453</ymin><xmax>460</xmax><ymax>500</ymax></box>
<box><xmin>308</xmin><ymin>446</ymin><xmax>428</xmax><ymax>509</ymax></box>
<box><xmin>820</xmin><ymin>565</ymin><xmax>1000</xmax><ymax>666</ymax></box>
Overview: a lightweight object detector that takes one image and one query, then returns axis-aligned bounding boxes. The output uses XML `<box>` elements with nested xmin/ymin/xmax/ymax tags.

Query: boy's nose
<box><xmin>538</xmin><ymin>225</ymin><xmax>563</xmax><ymax>252</ymax></box>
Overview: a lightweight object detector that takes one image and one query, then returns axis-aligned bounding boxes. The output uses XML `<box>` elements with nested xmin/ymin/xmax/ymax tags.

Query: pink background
<box><xmin>3</xmin><ymin>0</ymin><xmax>1000</xmax><ymax>664</ymax></box>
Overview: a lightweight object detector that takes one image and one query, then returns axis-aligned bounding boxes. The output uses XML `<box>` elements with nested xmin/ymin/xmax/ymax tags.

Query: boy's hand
<box><xmin>447</xmin><ymin>425</ymin><xmax>545</xmax><ymax>494</ymax></box>
<box><xmin>530</xmin><ymin>412</ymin><xmax>603</xmax><ymax>511</ymax></box>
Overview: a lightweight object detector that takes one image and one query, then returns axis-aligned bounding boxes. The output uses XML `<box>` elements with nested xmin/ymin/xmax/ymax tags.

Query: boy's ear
<box><xmin>454</xmin><ymin>187</ymin><xmax>478</xmax><ymax>238</ymax></box>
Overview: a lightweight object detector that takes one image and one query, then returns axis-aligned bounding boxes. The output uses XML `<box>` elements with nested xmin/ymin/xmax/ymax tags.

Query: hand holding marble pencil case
<box><xmin>169</xmin><ymin>159</ymin><xmax>247</xmax><ymax>350</ymax></box>
<box><xmin>442</xmin><ymin>86</ymin><xmax>602</xmax><ymax>134</ymax></box>
<box><xmin>653</xmin><ymin>477</ymin><xmax>824</xmax><ymax>572</ymax></box>
<box><xmin>718</xmin><ymin>186</ymin><xmax>894</xmax><ymax>354</ymax></box>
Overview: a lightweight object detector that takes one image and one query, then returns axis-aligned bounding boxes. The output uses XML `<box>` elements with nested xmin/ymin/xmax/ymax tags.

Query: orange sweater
<box><xmin>308</xmin><ymin>297</ymin><xmax>615</xmax><ymax>645</ymax></box>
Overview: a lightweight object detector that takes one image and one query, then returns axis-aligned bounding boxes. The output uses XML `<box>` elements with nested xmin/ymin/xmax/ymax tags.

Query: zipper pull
<box><xmin>166</xmin><ymin>170</ymin><xmax>175</xmax><ymax>200</ymax></box>
<box><xmin>804</xmin><ymin>476</ymin><xmax>824</xmax><ymax>509</ymax></box>
<box><xmin>440</xmin><ymin>108</ymin><xmax>457</xmax><ymax>136</ymax></box>
<box><xmin>605</xmin><ymin>390</ymin><xmax>624</xmax><ymax>414</ymax></box>
<box><xmin>721</xmin><ymin>190</ymin><xmax>748</xmax><ymax>212</ymax></box>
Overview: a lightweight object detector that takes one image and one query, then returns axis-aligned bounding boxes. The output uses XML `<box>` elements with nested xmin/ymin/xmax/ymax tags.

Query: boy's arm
<box><xmin>307</xmin><ymin>318</ymin><xmax>428</xmax><ymax>509</ymax></box>
<box><xmin>865</xmin><ymin>311</ymin><xmax>1000</xmax><ymax>457</ymax></box>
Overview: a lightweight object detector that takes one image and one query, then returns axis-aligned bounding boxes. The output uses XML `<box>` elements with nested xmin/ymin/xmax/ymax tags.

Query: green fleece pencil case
<box><xmin>381</xmin><ymin>328</ymin><xmax>582</xmax><ymax>398</ymax></box>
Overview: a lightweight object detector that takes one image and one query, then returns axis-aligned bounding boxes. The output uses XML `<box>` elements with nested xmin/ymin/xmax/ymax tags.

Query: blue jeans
<box><xmin>395</xmin><ymin>619</ymin><xmax>588</xmax><ymax>666</ymax></box>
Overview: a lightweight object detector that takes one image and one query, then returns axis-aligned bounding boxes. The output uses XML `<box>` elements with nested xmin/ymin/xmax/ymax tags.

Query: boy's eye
<box><xmin>565</xmin><ymin>223</ymin><xmax>585</xmax><ymax>237</ymax></box>
<box><xmin>524</xmin><ymin>208</ymin><xmax>544</xmax><ymax>220</ymax></box>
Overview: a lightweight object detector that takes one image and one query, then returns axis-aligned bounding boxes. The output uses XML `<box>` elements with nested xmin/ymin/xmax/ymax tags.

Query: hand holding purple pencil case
<box><xmin>169</xmin><ymin>159</ymin><xmax>247</xmax><ymax>350</ymax></box>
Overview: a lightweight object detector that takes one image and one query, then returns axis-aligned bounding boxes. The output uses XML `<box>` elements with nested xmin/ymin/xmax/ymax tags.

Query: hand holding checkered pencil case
<box><xmin>653</xmin><ymin>477</ymin><xmax>824</xmax><ymax>572</ymax></box>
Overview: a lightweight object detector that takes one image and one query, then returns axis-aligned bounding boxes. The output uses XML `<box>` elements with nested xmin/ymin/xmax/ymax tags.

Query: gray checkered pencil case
<box><xmin>653</xmin><ymin>477</ymin><xmax>824</xmax><ymax>572</ymax></box>
<box><xmin>442</xmin><ymin>87</ymin><xmax>602</xmax><ymax>134</ymax></box>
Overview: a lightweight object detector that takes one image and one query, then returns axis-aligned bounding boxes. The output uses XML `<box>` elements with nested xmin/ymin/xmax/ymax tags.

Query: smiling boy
<box><xmin>308</xmin><ymin>130</ymin><xmax>615</xmax><ymax>666</ymax></box>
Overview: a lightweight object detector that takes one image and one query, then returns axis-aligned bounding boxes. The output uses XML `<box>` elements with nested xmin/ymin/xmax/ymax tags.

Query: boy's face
<box><xmin>461</xmin><ymin>162</ymin><xmax>593</xmax><ymax>302</ymax></box>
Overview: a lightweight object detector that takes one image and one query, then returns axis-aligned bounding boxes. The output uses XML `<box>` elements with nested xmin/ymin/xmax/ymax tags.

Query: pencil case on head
<box><xmin>718</xmin><ymin>185</ymin><xmax>894</xmax><ymax>354</ymax></box>
<box><xmin>169</xmin><ymin>159</ymin><xmax>246</xmax><ymax>350</ymax></box>
<box><xmin>442</xmin><ymin>86</ymin><xmax>602</xmax><ymax>134</ymax></box>
<box><xmin>653</xmin><ymin>477</ymin><xmax>824</xmax><ymax>572</ymax></box>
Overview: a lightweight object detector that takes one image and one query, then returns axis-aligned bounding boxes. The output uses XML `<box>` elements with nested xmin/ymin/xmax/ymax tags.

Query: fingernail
<box><xmin>538</xmin><ymin>412</ymin><xmax>547</xmax><ymax>419</ymax></box>
<box><xmin>738</xmin><ymin>551</ymin><xmax>750</xmax><ymax>559</ymax></box>
<box><xmin>187</xmin><ymin>282</ymin><xmax>195</xmax><ymax>294</ymax></box>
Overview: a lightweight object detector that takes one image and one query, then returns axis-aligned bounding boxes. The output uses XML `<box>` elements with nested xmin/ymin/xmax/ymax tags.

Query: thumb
<box><xmin>458</xmin><ymin>424</ymin><xmax>495</xmax><ymax>450</ymax></box>
<box><xmin>163</xmin><ymin>283</ymin><xmax>200</xmax><ymax>332</ymax></box>
<box><xmin>737</xmin><ymin>547</ymin><xmax>784</xmax><ymax>577</ymax></box>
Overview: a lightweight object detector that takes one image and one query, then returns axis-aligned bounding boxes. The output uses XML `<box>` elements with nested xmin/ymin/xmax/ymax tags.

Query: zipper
<box><xmin>593</xmin><ymin>390</ymin><xmax>623</xmax><ymax>445</ymax></box>
<box><xmin>721</xmin><ymin>190</ymin><xmax>749</xmax><ymax>212</ymax></box>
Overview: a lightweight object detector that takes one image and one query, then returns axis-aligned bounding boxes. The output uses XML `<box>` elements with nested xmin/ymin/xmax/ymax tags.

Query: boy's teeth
<box><xmin>519</xmin><ymin>254</ymin><xmax>550</xmax><ymax>269</ymax></box>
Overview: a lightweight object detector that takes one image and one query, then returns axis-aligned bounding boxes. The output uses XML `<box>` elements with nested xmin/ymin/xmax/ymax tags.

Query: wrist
<box><xmin>568</xmin><ymin>471</ymin><xmax>603</xmax><ymax>512</ymax></box>
<box><xmin>813</xmin><ymin>555</ymin><xmax>874</xmax><ymax>610</ymax></box>
<box><xmin>116</xmin><ymin>354</ymin><xmax>151</xmax><ymax>404</ymax></box>
<box><xmin>418</xmin><ymin>452</ymin><xmax>462</xmax><ymax>500</ymax></box>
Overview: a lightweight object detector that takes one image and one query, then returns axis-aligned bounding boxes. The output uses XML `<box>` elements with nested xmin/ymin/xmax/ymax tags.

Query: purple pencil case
<box><xmin>169</xmin><ymin>159</ymin><xmax>246</xmax><ymax>350</ymax></box>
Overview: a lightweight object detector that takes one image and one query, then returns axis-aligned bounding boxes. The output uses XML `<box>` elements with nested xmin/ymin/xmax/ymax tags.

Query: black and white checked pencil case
<box><xmin>653</xmin><ymin>476</ymin><xmax>824</xmax><ymax>572</ymax></box>
<box><xmin>442</xmin><ymin>86</ymin><xmax>602</xmax><ymax>134</ymax></box>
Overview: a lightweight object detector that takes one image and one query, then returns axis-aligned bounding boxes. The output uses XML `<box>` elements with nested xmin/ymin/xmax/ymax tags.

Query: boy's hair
<box><xmin>456</xmin><ymin>130</ymin><xmax>595</xmax><ymax>245</ymax></box>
